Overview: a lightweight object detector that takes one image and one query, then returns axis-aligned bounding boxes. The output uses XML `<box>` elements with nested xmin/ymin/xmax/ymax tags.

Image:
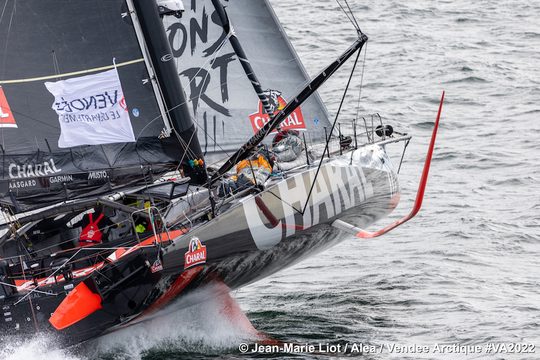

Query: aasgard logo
<box><xmin>0</xmin><ymin>86</ymin><xmax>17</xmax><ymax>128</ymax></box>
<box><xmin>184</xmin><ymin>237</ymin><xmax>207</xmax><ymax>269</ymax></box>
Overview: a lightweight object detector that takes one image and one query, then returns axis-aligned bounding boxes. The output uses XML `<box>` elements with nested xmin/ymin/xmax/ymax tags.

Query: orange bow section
<box><xmin>49</xmin><ymin>281</ymin><xmax>102</xmax><ymax>330</ymax></box>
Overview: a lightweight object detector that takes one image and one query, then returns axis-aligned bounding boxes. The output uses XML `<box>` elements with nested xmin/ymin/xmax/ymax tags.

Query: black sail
<box><xmin>0</xmin><ymin>1</ymin><xmax>190</xmax><ymax>212</ymax></box>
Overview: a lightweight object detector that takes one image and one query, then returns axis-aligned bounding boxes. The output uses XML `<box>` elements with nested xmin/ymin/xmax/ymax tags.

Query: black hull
<box><xmin>0</xmin><ymin>148</ymin><xmax>399</xmax><ymax>346</ymax></box>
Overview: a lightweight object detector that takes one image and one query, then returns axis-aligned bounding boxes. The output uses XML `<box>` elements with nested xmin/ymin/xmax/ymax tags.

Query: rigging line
<box><xmin>7</xmin><ymin>219</ymin><xmax>135</xmax><ymax>257</ymax></box>
<box><xmin>0</xmin><ymin>280</ymin><xmax>57</xmax><ymax>296</ymax></box>
<box><xmin>52</xmin><ymin>51</ymin><xmax>60</xmax><ymax>77</ymax></box>
<box><xmin>0</xmin><ymin>1</ymin><xmax>8</xmax><ymax>25</ymax></box>
<box><xmin>191</xmin><ymin>114</ymin><xmax>231</xmax><ymax>158</ymax></box>
<box><xmin>9</xmin><ymin>106</ymin><xmax>59</xmax><ymax>130</ymax></box>
<box><xmin>138</xmin><ymin>38</ymin><xmax>296</xmax><ymax>142</ymax></box>
<box><xmin>175</xmin><ymin>125</ymin><xmax>199</xmax><ymax>159</ymax></box>
<box><xmin>172</xmin><ymin>32</ymin><xmax>233</xmax><ymax>122</ymax></box>
<box><xmin>14</xmin><ymin>247</ymin><xmax>83</xmax><ymax>305</ymax></box>
<box><xmin>158</xmin><ymin>31</ymin><xmax>232</xmax><ymax>136</ymax></box>
<box><xmin>0</xmin><ymin>0</ymin><xmax>16</xmax><ymax>80</ymax></box>
<box><xmin>301</xmin><ymin>48</ymin><xmax>363</xmax><ymax>215</ymax></box>
<box><xmin>343</xmin><ymin>0</ymin><xmax>362</xmax><ymax>33</ymax></box>
<box><xmin>137</xmin><ymin>44</ymin><xmax>298</xmax><ymax>155</ymax></box>
<box><xmin>135</xmin><ymin>41</ymin><xmax>236</xmax><ymax>148</ymax></box>
<box><xmin>335</xmin><ymin>0</ymin><xmax>359</xmax><ymax>32</ymax></box>
<box><xmin>176</xmin><ymin>127</ymin><xmax>198</xmax><ymax>170</ymax></box>
<box><xmin>172</xmin><ymin>22</ymin><xmax>233</xmax><ymax>91</ymax></box>
<box><xmin>0</xmin><ymin>0</ymin><xmax>8</xmax><ymax>82</ymax></box>
<box><xmin>354</xmin><ymin>40</ymin><xmax>368</xmax><ymax>122</ymax></box>
<box><xmin>189</xmin><ymin>33</ymin><xmax>233</xmax><ymax>119</ymax></box>
<box><xmin>185</xmin><ymin>32</ymin><xmax>232</xmax><ymax>93</ymax></box>
<box><xmin>0</xmin><ymin>58</ymin><xmax>145</xmax><ymax>84</ymax></box>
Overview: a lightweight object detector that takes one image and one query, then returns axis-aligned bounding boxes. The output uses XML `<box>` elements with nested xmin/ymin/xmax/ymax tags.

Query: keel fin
<box><xmin>213</xmin><ymin>281</ymin><xmax>276</xmax><ymax>343</ymax></box>
<box><xmin>49</xmin><ymin>281</ymin><xmax>103</xmax><ymax>330</ymax></box>
<box><xmin>333</xmin><ymin>91</ymin><xmax>445</xmax><ymax>239</ymax></box>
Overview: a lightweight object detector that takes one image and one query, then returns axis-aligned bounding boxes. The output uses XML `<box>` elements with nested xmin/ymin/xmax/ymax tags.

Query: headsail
<box><xmin>163</xmin><ymin>0</ymin><xmax>332</xmax><ymax>161</ymax></box>
<box><xmin>0</xmin><ymin>0</ymin><xmax>193</xmax><ymax>212</ymax></box>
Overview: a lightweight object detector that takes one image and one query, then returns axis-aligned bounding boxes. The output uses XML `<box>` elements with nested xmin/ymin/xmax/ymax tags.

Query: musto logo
<box><xmin>184</xmin><ymin>237</ymin><xmax>207</xmax><ymax>269</ymax></box>
<box><xmin>249</xmin><ymin>90</ymin><xmax>305</xmax><ymax>134</ymax></box>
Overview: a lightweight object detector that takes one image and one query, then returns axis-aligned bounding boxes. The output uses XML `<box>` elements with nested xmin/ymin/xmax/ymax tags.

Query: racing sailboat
<box><xmin>0</xmin><ymin>0</ymin><xmax>443</xmax><ymax>346</ymax></box>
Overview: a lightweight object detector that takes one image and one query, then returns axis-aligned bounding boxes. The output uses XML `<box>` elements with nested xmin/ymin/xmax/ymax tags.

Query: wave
<box><xmin>444</xmin><ymin>76</ymin><xmax>489</xmax><ymax>84</ymax></box>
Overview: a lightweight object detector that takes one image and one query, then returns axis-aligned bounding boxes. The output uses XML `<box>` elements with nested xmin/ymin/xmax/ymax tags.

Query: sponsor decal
<box><xmin>88</xmin><ymin>171</ymin><xmax>108</xmax><ymax>180</ymax></box>
<box><xmin>248</xmin><ymin>90</ymin><xmax>305</xmax><ymax>134</ymax></box>
<box><xmin>119</xmin><ymin>96</ymin><xmax>127</xmax><ymax>111</ymax></box>
<box><xmin>0</xmin><ymin>86</ymin><xmax>17</xmax><ymax>128</ymax></box>
<box><xmin>184</xmin><ymin>237</ymin><xmax>207</xmax><ymax>269</ymax></box>
<box><xmin>9</xmin><ymin>179</ymin><xmax>38</xmax><ymax>190</ymax></box>
<box><xmin>45</xmin><ymin>68</ymin><xmax>135</xmax><ymax>148</ymax></box>
<box><xmin>242</xmin><ymin>164</ymin><xmax>374</xmax><ymax>250</ymax></box>
<box><xmin>8</xmin><ymin>159</ymin><xmax>62</xmax><ymax>179</ymax></box>
<box><xmin>161</xmin><ymin>53</ymin><xmax>174</xmax><ymax>62</ymax></box>
<box><xmin>150</xmin><ymin>259</ymin><xmax>164</xmax><ymax>273</ymax></box>
<box><xmin>49</xmin><ymin>175</ymin><xmax>74</xmax><ymax>184</ymax></box>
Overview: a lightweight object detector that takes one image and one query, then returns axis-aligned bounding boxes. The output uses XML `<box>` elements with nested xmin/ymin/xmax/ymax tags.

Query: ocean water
<box><xmin>4</xmin><ymin>0</ymin><xmax>539</xmax><ymax>359</ymax></box>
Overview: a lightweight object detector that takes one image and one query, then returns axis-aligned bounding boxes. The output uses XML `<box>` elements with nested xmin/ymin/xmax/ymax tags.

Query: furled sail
<box><xmin>163</xmin><ymin>0</ymin><xmax>332</xmax><ymax>162</ymax></box>
<box><xmin>0</xmin><ymin>0</ymin><xmax>188</xmax><ymax>212</ymax></box>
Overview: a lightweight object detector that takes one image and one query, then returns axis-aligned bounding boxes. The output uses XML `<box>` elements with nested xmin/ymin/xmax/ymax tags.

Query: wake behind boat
<box><xmin>0</xmin><ymin>0</ymin><xmax>443</xmax><ymax>346</ymax></box>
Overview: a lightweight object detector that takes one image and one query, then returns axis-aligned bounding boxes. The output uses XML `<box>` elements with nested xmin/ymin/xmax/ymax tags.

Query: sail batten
<box><xmin>0</xmin><ymin>59</ymin><xmax>145</xmax><ymax>85</ymax></box>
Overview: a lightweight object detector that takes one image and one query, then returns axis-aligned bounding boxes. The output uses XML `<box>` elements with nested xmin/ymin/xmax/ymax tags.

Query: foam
<box><xmin>0</xmin><ymin>334</ymin><xmax>82</xmax><ymax>360</ymax></box>
<box><xmin>86</xmin><ymin>283</ymin><xmax>260</xmax><ymax>359</ymax></box>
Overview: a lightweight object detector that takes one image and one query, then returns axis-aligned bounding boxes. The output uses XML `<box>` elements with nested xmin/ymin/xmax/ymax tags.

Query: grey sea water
<box><xmin>3</xmin><ymin>0</ymin><xmax>539</xmax><ymax>359</ymax></box>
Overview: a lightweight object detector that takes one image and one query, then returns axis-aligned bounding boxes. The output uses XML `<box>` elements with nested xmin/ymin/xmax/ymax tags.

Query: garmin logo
<box><xmin>9</xmin><ymin>159</ymin><xmax>62</xmax><ymax>179</ymax></box>
<box><xmin>49</xmin><ymin>175</ymin><xmax>73</xmax><ymax>184</ymax></box>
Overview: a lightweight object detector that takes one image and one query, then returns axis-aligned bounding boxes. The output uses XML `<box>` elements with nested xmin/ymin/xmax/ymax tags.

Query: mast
<box><xmin>128</xmin><ymin>0</ymin><xmax>205</xmax><ymax>183</ymax></box>
<box><xmin>210</xmin><ymin>0</ymin><xmax>276</xmax><ymax>117</ymax></box>
<box><xmin>211</xmin><ymin>34</ymin><xmax>368</xmax><ymax>183</ymax></box>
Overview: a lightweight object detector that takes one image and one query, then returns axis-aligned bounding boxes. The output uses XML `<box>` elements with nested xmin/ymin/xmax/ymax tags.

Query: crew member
<box><xmin>236</xmin><ymin>145</ymin><xmax>274</xmax><ymax>187</ymax></box>
<box><xmin>218</xmin><ymin>145</ymin><xmax>274</xmax><ymax>196</ymax></box>
<box><xmin>76</xmin><ymin>205</ymin><xmax>113</xmax><ymax>247</ymax></box>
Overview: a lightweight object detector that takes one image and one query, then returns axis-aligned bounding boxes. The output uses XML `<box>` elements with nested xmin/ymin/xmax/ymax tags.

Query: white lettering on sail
<box><xmin>0</xmin><ymin>86</ymin><xmax>17</xmax><ymax>128</ymax></box>
<box><xmin>9</xmin><ymin>180</ymin><xmax>37</xmax><ymax>190</ymax></box>
<box><xmin>0</xmin><ymin>106</ymin><xmax>8</xmax><ymax>118</ymax></box>
<box><xmin>49</xmin><ymin>175</ymin><xmax>74</xmax><ymax>184</ymax></box>
<box><xmin>88</xmin><ymin>171</ymin><xmax>108</xmax><ymax>180</ymax></box>
<box><xmin>45</xmin><ymin>68</ymin><xmax>135</xmax><ymax>148</ymax></box>
<box><xmin>9</xmin><ymin>159</ymin><xmax>62</xmax><ymax>179</ymax></box>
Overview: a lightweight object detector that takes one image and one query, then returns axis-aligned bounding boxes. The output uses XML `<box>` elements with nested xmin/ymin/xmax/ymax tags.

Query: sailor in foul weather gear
<box><xmin>218</xmin><ymin>145</ymin><xmax>275</xmax><ymax>196</ymax></box>
<box><xmin>74</xmin><ymin>206</ymin><xmax>113</xmax><ymax>247</ymax></box>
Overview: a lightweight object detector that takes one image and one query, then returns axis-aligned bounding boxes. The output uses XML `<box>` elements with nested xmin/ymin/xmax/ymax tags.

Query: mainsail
<box><xmin>163</xmin><ymin>0</ymin><xmax>332</xmax><ymax>161</ymax></box>
<box><xmin>0</xmin><ymin>1</ymin><xmax>194</xmax><ymax>212</ymax></box>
